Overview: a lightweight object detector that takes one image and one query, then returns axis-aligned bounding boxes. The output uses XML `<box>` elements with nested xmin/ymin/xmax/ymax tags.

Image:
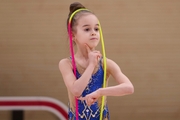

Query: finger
<box><xmin>97</xmin><ymin>53</ymin><xmax>102</xmax><ymax>60</ymax></box>
<box><xmin>97</xmin><ymin>55</ymin><xmax>100</xmax><ymax>60</ymax></box>
<box><xmin>86</xmin><ymin>99</ymin><xmax>91</xmax><ymax>106</ymax></box>
<box><xmin>90</xmin><ymin>99</ymin><xmax>96</xmax><ymax>105</ymax></box>
<box><xmin>77</xmin><ymin>97</ymin><xmax>85</xmax><ymax>101</ymax></box>
<box><xmin>85</xmin><ymin>44</ymin><xmax>91</xmax><ymax>53</ymax></box>
<box><xmin>98</xmin><ymin>53</ymin><xmax>102</xmax><ymax>57</ymax></box>
<box><xmin>87</xmin><ymin>100</ymin><xmax>92</xmax><ymax>106</ymax></box>
<box><xmin>96</xmin><ymin>50</ymin><xmax>101</xmax><ymax>54</ymax></box>
<box><xmin>93</xmin><ymin>50</ymin><xmax>100</xmax><ymax>53</ymax></box>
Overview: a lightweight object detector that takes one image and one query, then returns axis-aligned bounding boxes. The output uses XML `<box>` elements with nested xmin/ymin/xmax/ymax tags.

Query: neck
<box><xmin>75</xmin><ymin>45</ymin><xmax>95</xmax><ymax>60</ymax></box>
<box><xmin>75</xmin><ymin>49</ymin><xmax>88</xmax><ymax>60</ymax></box>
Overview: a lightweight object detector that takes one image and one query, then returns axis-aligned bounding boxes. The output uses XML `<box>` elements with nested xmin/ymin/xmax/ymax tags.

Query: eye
<box><xmin>84</xmin><ymin>28</ymin><xmax>90</xmax><ymax>32</ymax></box>
<box><xmin>94</xmin><ymin>28</ymin><xmax>99</xmax><ymax>31</ymax></box>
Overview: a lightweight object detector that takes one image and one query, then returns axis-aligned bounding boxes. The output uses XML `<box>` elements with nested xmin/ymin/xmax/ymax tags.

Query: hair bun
<box><xmin>69</xmin><ymin>2</ymin><xmax>86</xmax><ymax>14</ymax></box>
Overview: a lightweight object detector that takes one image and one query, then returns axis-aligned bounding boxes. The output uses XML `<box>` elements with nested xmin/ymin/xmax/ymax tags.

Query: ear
<box><xmin>71</xmin><ymin>32</ymin><xmax>76</xmax><ymax>41</ymax></box>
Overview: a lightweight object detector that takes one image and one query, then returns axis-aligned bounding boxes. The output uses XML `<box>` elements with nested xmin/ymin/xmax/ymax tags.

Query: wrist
<box><xmin>88</xmin><ymin>62</ymin><xmax>96</xmax><ymax>69</ymax></box>
<box><xmin>97</xmin><ymin>88</ymin><xmax>103</xmax><ymax>97</ymax></box>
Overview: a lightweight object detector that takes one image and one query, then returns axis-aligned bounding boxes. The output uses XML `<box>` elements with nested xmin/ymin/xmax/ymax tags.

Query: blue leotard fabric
<box><xmin>68</xmin><ymin>58</ymin><xmax>109</xmax><ymax>120</ymax></box>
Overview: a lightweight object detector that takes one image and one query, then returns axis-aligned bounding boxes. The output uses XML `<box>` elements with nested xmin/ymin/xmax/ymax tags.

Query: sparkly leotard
<box><xmin>68</xmin><ymin>57</ymin><xmax>109</xmax><ymax>120</ymax></box>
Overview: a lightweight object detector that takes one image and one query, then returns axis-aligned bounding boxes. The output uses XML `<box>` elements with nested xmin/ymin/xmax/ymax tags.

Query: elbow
<box><xmin>127</xmin><ymin>84</ymin><xmax>134</xmax><ymax>94</ymax></box>
<box><xmin>71</xmin><ymin>88</ymin><xmax>82</xmax><ymax>97</ymax></box>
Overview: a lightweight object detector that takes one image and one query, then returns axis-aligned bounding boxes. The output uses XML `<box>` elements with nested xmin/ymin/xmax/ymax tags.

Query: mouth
<box><xmin>90</xmin><ymin>38</ymin><xmax>98</xmax><ymax>40</ymax></box>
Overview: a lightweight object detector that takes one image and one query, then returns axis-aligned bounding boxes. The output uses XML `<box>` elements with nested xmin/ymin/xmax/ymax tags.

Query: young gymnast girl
<box><xmin>59</xmin><ymin>2</ymin><xmax>134</xmax><ymax>120</ymax></box>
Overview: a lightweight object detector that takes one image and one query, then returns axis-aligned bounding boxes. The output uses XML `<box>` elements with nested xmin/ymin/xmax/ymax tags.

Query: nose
<box><xmin>91</xmin><ymin>31</ymin><xmax>96</xmax><ymax>36</ymax></box>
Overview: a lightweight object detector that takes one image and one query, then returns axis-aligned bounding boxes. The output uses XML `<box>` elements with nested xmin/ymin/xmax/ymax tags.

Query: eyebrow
<box><xmin>82</xmin><ymin>24</ymin><xmax>99</xmax><ymax>27</ymax></box>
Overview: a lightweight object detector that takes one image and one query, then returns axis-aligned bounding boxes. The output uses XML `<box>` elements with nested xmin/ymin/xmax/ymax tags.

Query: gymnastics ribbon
<box><xmin>98</xmin><ymin>20</ymin><xmax>107</xmax><ymax>120</ymax></box>
<box><xmin>68</xmin><ymin>8</ymin><xmax>107</xmax><ymax>120</ymax></box>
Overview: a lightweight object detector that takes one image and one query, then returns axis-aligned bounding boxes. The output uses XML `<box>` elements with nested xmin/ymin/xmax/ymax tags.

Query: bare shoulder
<box><xmin>101</xmin><ymin>57</ymin><xmax>118</xmax><ymax>68</ymax></box>
<box><xmin>58</xmin><ymin>58</ymin><xmax>72</xmax><ymax>71</ymax></box>
<box><xmin>106</xmin><ymin>58</ymin><xmax>122</xmax><ymax>74</ymax></box>
<box><xmin>106</xmin><ymin>58</ymin><xmax>120</xmax><ymax>68</ymax></box>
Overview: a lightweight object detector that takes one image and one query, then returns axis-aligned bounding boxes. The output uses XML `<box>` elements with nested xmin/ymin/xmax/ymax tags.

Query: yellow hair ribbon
<box><xmin>69</xmin><ymin>8</ymin><xmax>88</xmax><ymax>23</ymax></box>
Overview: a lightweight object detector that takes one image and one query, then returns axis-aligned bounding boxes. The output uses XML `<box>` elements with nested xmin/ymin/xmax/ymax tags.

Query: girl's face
<box><xmin>73</xmin><ymin>14</ymin><xmax>100</xmax><ymax>49</ymax></box>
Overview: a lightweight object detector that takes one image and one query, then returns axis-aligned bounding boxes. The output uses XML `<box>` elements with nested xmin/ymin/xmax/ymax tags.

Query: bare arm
<box><xmin>59</xmin><ymin>59</ymin><xmax>95</xmax><ymax>97</ymax></box>
<box><xmin>59</xmin><ymin>44</ymin><xmax>101</xmax><ymax>97</ymax></box>
<box><xmin>98</xmin><ymin>58</ymin><xmax>134</xmax><ymax>96</ymax></box>
<box><xmin>82</xmin><ymin>58</ymin><xmax>134</xmax><ymax>106</ymax></box>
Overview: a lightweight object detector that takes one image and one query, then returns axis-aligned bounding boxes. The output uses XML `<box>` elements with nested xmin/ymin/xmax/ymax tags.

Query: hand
<box><xmin>80</xmin><ymin>90</ymin><xmax>101</xmax><ymax>106</ymax></box>
<box><xmin>85</xmin><ymin>44</ymin><xmax>101</xmax><ymax>67</ymax></box>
